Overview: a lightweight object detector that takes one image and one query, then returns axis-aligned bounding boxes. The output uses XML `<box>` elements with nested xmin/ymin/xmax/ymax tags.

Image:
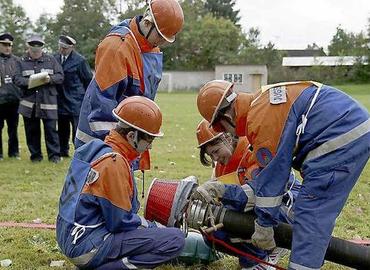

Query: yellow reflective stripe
<box><xmin>89</xmin><ymin>121</ymin><xmax>117</xmax><ymax>132</ymax></box>
<box><xmin>76</xmin><ymin>129</ymin><xmax>96</xmax><ymax>143</ymax></box>
<box><xmin>255</xmin><ymin>195</ymin><xmax>283</xmax><ymax>208</ymax></box>
<box><xmin>40</xmin><ymin>104</ymin><xmax>57</xmax><ymax>110</ymax></box>
<box><xmin>305</xmin><ymin>118</ymin><xmax>370</xmax><ymax>162</ymax></box>
<box><xmin>20</xmin><ymin>100</ymin><xmax>34</xmax><ymax>108</ymax></box>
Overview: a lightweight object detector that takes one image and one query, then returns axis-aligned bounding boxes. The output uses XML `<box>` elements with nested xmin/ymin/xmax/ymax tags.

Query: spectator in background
<box><xmin>0</xmin><ymin>32</ymin><xmax>21</xmax><ymax>160</ymax></box>
<box><xmin>54</xmin><ymin>35</ymin><xmax>93</xmax><ymax>157</ymax></box>
<box><xmin>15</xmin><ymin>35</ymin><xmax>64</xmax><ymax>163</ymax></box>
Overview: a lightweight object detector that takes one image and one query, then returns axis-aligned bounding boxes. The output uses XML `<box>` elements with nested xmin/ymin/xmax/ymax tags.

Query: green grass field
<box><xmin>0</xmin><ymin>84</ymin><xmax>369</xmax><ymax>269</ymax></box>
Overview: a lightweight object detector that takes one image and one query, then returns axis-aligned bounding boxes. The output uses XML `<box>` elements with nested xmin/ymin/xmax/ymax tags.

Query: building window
<box><xmin>223</xmin><ymin>73</ymin><xmax>243</xmax><ymax>84</ymax></box>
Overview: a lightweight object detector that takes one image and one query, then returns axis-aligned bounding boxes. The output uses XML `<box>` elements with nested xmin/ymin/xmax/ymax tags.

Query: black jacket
<box><xmin>0</xmin><ymin>54</ymin><xmax>21</xmax><ymax>104</ymax></box>
<box><xmin>14</xmin><ymin>52</ymin><xmax>64</xmax><ymax>119</ymax></box>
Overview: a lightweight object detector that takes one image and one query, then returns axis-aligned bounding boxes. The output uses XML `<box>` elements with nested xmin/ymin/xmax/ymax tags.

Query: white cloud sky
<box><xmin>13</xmin><ymin>0</ymin><xmax>370</xmax><ymax>49</ymax></box>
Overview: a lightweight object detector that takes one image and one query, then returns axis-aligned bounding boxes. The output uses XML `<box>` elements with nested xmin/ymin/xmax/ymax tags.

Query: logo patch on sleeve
<box><xmin>256</xmin><ymin>148</ymin><xmax>273</xmax><ymax>167</ymax></box>
<box><xmin>86</xmin><ymin>168</ymin><xmax>99</xmax><ymax>185</ymax></box>
<box><xmin>269</xmin><ymin>86</ymin><xmax>287</xmax><ymax>104</ymax></box>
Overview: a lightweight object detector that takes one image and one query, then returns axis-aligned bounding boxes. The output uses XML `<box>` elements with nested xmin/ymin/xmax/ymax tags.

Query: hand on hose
<box><xmin>251</xmin><ymin>220</ymin><xmax>276</xmax><ymax>250</ymax></box>
<box><xmin>192</xmin><ymin>180</ymin><xmax>225</xmax><ymax>204</ymax></box>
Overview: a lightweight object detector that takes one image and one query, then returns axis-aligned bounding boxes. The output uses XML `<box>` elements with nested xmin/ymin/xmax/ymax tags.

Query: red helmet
<box><xmin>197</xmin><ymin>80</ymin><xmax>236</xmax><ymax>125</ymax></box>
<box><xmin>149</xmin><ymin>0</ymin><xmax>184</xmax><ymax>43</ymax></box>
<box><xmin>196</xmin><ymin>119</ymin><xmax>222</xmax><ymax>148</ymax></box>
<box><xmin>113</xmin><ymin>96</ymin><xmax>163</xmax><ymax>137</ymax></box>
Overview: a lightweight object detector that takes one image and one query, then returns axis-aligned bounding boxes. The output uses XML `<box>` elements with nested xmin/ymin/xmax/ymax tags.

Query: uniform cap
<box><xmin>59</xmin><ymin>35</ymin><xmax>76</xmax><ymax>48</ymax></box>
<box><xmin>27</xmin><ymin>34</ymin><xmax>45</xmax><ymax>46</ymax></box>
<box><xmin>0</xmin><ymin>33</ymin><xmax>14</xmax><ymax>44</ymax></box>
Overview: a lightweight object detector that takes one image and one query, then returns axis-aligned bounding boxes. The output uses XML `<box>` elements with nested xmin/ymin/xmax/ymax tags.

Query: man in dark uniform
<box><xmin>14</xmin><ymin>35</ymin><xmax>64</xmax><ymax>163</ymax></box>
<box><xmin>54</xmin><ymin>35</ymin><xmax>92</xmax><ymax>157</ymax></box>
<box><xmin>0</xmin><ymin>33</ymin><xmax>21</xmax><ymax>160</ymax></box>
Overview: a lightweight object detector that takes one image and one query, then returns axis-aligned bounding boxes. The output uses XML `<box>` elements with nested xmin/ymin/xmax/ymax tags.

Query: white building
<box><xmin>158</xmin><ymin>64</ymin><xmax>268</xmax><ymax>93</ymax></box>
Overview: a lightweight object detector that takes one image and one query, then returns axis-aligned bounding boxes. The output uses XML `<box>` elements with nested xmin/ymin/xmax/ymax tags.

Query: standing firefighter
<box><xmin>57</xmin><ymin>96</ymin><xmax>185</xmax><ymax>269</ymax></box>
<box><xmin>75</xmin><ymin>0</ymin><xmax>184</xmax><ymax>172</ymax></box>
<box><xmin>196</xmin><ymin>80</ymin><xmax>370</xmax><ymax>269</ymax></box>
<box><xmin>54</xmin><ymin>35</ymin><xmax>93</xmax><ymax>157</ymax></box>
<box><xmin>14</xmin><ymin>35</ymin><xmax>64</xmax><ymax>163</ymax></box>
<box><xmin>0</xmin><ymin>33</ymin><xmax>21</xmax><ymax>160</ymax></box>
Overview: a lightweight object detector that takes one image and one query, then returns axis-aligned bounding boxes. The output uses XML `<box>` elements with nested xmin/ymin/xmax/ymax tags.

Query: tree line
<box><xmin>1</xmin><ymin>0</ymin><xmax>369</xmax><ymax>83</ymax></box>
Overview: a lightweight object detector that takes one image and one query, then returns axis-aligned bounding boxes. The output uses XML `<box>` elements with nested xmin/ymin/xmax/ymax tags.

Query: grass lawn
<box><xmin>0</xmin><ymin>84</ymin><xmax>369</xmax><ymax>269</ymax></box>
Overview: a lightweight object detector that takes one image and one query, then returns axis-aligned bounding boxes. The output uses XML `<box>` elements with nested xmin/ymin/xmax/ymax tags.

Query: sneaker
<box><xmin>268</xmin><ymin>247</ymin><xmax>288</xmax><ymax>264</ymax></box>
<box><xmin>241</xmin><ymin>248</ymin><xmax>288</xmax><ymax>270</ymax></box>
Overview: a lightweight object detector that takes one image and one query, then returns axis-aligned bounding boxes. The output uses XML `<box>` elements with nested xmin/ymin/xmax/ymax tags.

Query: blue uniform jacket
<box><xmin>56</xmin><ymin>130</ymin><xmax>143</xmax><ymax>259</ymax></box>
<box><xmin>54</xmin><ymin>50</ymin><xmax>93</xmax><ymax>116</ymax></box>
<box><xmin>75</xmin><ymin>16</ymin><xmax>162</xmax><ymax>147</ymax></box>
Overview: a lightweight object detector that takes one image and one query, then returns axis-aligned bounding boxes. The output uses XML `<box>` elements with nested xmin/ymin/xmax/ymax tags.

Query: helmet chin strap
<box><xmin>145</xmin><ymin>24</ymin><xmax>155</xmax><ymax>40</ymax></box>
<box><xmin>133</xmin><ymin>130</ymin><xmax>139</xmax><ymax>150</ymax></box>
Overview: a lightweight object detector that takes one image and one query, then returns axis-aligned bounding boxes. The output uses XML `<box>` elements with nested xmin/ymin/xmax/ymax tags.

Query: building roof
<box><xmin>280</xmin><ymin>49</ymin><xmax>326</xmax><ymax>57</ymax></box>
<box><xmin>282</xmin><ymin>56</ymin><xmax>368</xmax><ymax>67</ymax></box>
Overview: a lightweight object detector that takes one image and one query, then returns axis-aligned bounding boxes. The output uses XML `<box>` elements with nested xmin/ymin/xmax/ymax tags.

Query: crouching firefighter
<box><xmin>195</xmin><ymin>119</ymin><xmax>300</xmax><ymax>269</ymax></box>
<box><xmin>56</xmin><ymin>96</ymin><xmax>185</xmax><ymax>269</ymax></box>
<box><xmin>196</xmin><ymin>80</ymin><xmax>370</xmax><ymax>270</ymax></box>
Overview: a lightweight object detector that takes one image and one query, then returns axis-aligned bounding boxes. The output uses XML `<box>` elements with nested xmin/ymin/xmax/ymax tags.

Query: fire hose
<box><xmin>144</xmin><ymin>177</ymin><xmax>370</xmax><ymax>269</ymax></box>
<box><xmin>187</xmin><ymin>200</ymin><xmax>370</xmax><ymax>269</ymax></box>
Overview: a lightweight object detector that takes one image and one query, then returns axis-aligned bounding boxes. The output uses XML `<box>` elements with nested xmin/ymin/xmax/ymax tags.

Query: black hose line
<box><xmin>209</xmin><ymin>205</ymin><xmax>370</xmax><ymax>269</ymax></box>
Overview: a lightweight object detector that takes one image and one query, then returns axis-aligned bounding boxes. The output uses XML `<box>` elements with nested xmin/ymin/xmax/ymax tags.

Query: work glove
<box><xmin>192</xmin><ymin>179</ymin><xmax>225</xmax><ymax>204</ymax></box>
<box><xmin>251</xmin><ymin>220</ymin><xmax>276</xmax><ymax>250</ymax></box>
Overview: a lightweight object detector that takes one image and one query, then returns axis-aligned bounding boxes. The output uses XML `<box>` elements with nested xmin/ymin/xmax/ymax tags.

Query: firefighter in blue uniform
<box><xmin>14</xmin><ymin>35</ymin><xmax>64</xmax><ymax>163</ymax></box>
<box><xmin>57</xmin><ymin>96</ymin><xmax>185</xmax><ymax>269</ymax></box>
<box><xmin>0</xmin><ymin>32</ymin><xmax>21</xmax><ymax>160</ymax></box>
<box><xmin>196</xmin><ymin>80</ymin><xmax>370</xmax><ymax>270</ymax></box>
<box><xmin>75</xmin><ymin>0</ymin><xmax>184</xmax><ymax>171</ymax></box>
<box><xmin>54</xmin><ymin>35</ymin><xmax>93</xmax><ymax>157</ymax></box>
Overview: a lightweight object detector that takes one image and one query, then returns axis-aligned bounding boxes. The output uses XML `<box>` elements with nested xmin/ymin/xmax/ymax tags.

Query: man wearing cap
<box><xmin>54</xmin><ymin>35</ymin><xmax>93</xmax><ymax>157</ymax></box>
<box><xmin>0</xmin><ymin>32</ymin><xmax>21</xmax><ymax>160</ymax></box>
<box><xmin>14</xmin><ymin>34</ymin><xmax>64</xmax><ymax>163</ymax></box>
<box><xmin>57</xmin><ymin>96</ymin><xmax>185</xmax><ymax>269</ymax></box>
<box><xmin>75</xmin><ymin>0</ymin><xmax>184</xmax><ymax>171</ymax></box>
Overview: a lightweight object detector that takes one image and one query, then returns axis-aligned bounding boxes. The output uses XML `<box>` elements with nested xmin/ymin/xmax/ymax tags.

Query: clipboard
<box><xmin>28</xmin><ymin>72</ymin><xmax>49</xmax><ymax>89</ymax></box>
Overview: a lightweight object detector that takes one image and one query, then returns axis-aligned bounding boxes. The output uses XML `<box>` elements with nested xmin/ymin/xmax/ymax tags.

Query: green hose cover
<box><xmin>177</xmin><ymin>231</ymin><xmax>221</xmax><ymax>265</ymax></box>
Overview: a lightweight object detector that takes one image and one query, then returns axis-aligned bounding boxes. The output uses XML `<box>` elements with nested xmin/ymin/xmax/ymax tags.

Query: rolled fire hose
<box><xmin>187</xmin><ymin>200</ymin><xmax>370</xmax><ymax>269</ymax></box>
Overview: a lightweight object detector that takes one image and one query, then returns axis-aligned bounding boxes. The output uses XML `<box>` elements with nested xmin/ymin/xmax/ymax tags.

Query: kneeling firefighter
<box><xmin>56</xmin><ymin>96</ymin><xmax>185</xmax><ymax>269</ymax></box>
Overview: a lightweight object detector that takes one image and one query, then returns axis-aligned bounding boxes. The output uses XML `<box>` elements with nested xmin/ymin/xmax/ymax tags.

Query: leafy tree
<box><xmin>328</xmin><ymin>26</ymin><xmax>368</xmax><ymax>56</ymax></box>
<box><xmin>352</xmin><ymin>18</ymin><xmax>370</xmax><ymax>82</ymax></box>
<box><xmin>34</xmin><ymin>0</ymin><xmax>117</xmax><ymax>66</ymax></box>
<box><xmin>204</xmin><ymin>0</ymin><xmax>240</xmax><ymax>25</ymax></box>
<box><xmin>0</xmin><ymin>0</ymin><xmax>31</xmax><ymax>55</ymax></box>
<box><xmin>163</xmin><ymin>13</ymin><xmax>244</xmax><ymax>70</ymax></box>
<box><xmin>117</xmin><ymin>0</ymin><xmax>147</xmax><ymax>20</ymax></box>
